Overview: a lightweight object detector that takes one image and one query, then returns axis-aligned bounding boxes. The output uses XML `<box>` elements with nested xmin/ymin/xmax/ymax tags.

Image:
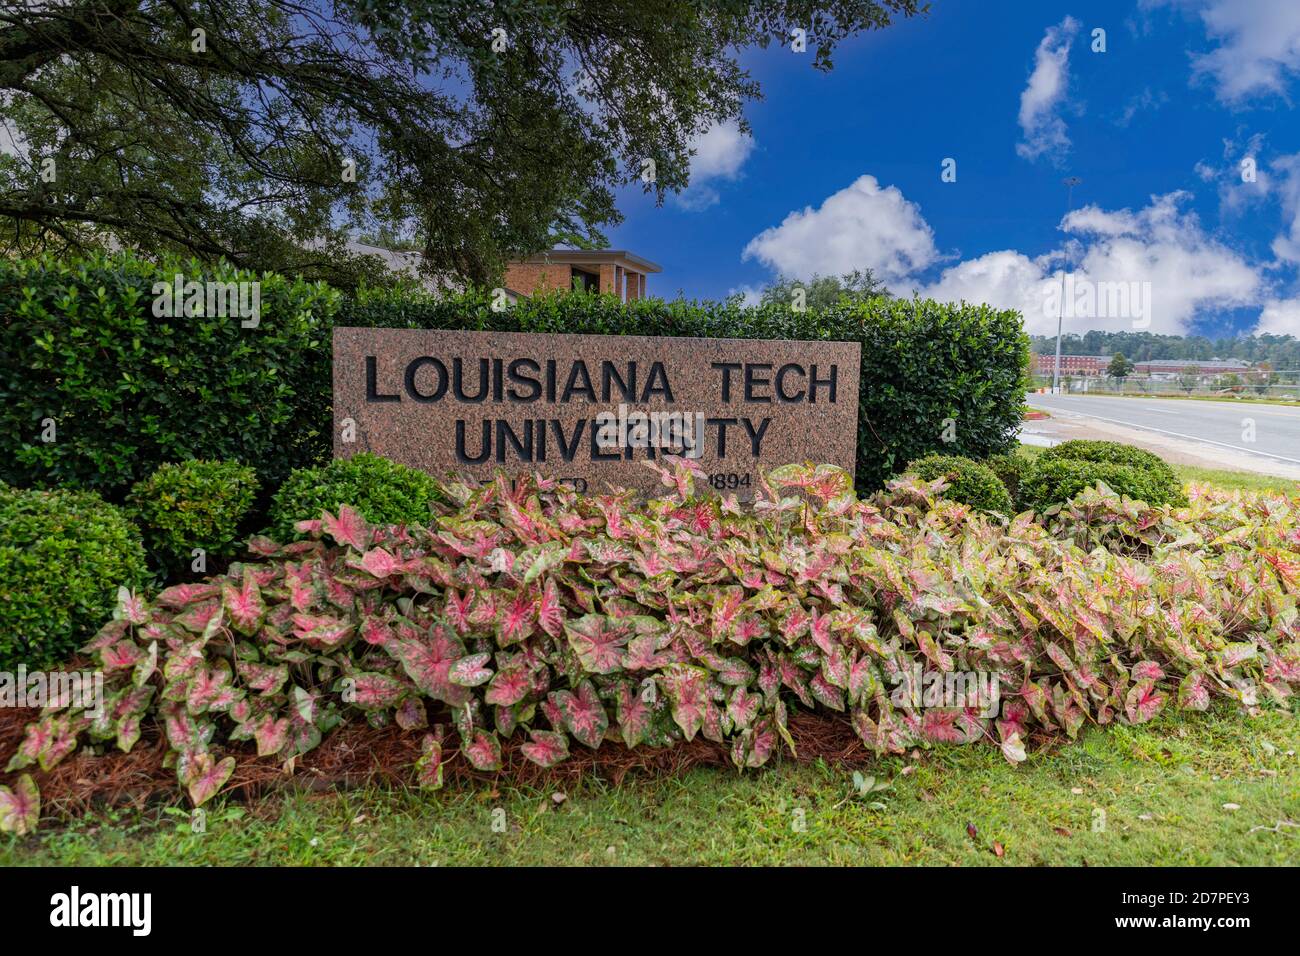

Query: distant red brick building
<box><xmin>1130</xmin><ymin>358</ymin><xmax>1251</xmax><ymax>376</ymax></box>
<box><xmin>504</xmin><ymin>249</ymin><xmax>661</xmax><ymax>302</ymax></box>
<box><xmin>1033</xmin><ymin>354</ymin><xmax>1253</xmax><ymax>378</ymax></box>
<box><xmin>1033</xmin><ymin>354</ymin><xmax>1108</xmax><ymax>376</ymax></box>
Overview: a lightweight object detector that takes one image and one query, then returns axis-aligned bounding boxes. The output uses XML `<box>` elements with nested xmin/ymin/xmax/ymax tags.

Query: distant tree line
<box><xmin>1029</xmin><ymin>331</ymin><xmax>1300</xmax><ymax>368</ymax></box>
<box><xmin>748</xmin><ymin>270</ymin><xmax>893</xmax><ymax>310</ymax></box>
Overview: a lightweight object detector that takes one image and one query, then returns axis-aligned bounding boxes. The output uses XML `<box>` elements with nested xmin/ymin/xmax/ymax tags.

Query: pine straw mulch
<box><xmin>1</xmin><ymin>702</ymin><xmax>890</xmax><ymax>823</ymax></box>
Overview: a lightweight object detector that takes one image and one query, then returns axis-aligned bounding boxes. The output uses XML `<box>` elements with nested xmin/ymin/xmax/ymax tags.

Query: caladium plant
<box><xmin>6</xmin><ymin>464</ymin><xmax>1298</xmax><ymax>832</ymax></box>
<box><xmin>0</xmin><ymin>774</ymin><xmax>40</xmax><ymax>836</ymax></box>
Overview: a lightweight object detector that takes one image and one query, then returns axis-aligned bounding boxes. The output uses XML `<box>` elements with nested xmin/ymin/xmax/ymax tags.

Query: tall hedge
<box><xmin>0</xmin><ymin>257</ymin><xmax>1028</xmax><ymax>496</ymax></box>
<box><xmin>335</xmin><ymin>287</ymin><xmax>1031</xmax><ymax>491</ymax></box>
<box><xmin>0</xmin><ymin>253</ymin><xmax>337</xmax><ymax>496</ymax></box>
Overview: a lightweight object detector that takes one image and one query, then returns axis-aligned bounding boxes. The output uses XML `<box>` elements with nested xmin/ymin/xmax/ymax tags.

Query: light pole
<box><xmin>1052</xmin><ymin>176</ymin><xmax>1083</xmax><ymax>394</ymax></box>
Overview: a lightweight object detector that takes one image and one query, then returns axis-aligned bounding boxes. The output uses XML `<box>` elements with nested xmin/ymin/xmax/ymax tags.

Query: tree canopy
<box><xmin>754</xmin><ymin>269</ymin><xmax>893</xmax><ymax>310</ymax></box>
<box><xmin>0</xmin><ymin>0</ymin><xmax>925</xmax><ymax>288</ymax></box>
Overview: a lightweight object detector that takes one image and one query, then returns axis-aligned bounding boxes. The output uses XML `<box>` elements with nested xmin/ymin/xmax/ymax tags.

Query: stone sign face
<box><xmin>333</xmin><ymin>327</ymin><xmax>860</xmax><ymax>497</ymax></box>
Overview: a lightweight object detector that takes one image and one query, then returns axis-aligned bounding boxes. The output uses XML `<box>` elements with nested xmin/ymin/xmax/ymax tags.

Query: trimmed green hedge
<box><xmin>906</xmin><ymin>454</ymin><xmax>1014</xmax><ymax>513</ymax></box>
<box><xmin>336</xmin><ymin>287</ymin><xmax>1031</xmax><ymax>491</ymax></box>
<box><xmin>1041</xmin><ymin>439</ymin><xmax>1177</xmax><ymax>476</ymax></box>
<box><xmin>1036</xmin><ymin>440</ymin><xmax>1185</xmax><ymax>508</ymax></box>
<box><xmin>983</xmin><ymin>452</ymin><xmax>1034</xmax><ymax>508</ymax></box>
<box><xmin>128</xmin><ymin>460</ymin><xmax>260</xmax><ymax>571</ymax></box>
<box><xmin>268</xmin><ymin>452</ymin><xmax>444</xmax><ymax>541</ymax></box>
<box><xmin>1</xmin><ymin>255</ymin><xmax>1029</xmax><ymax>497</ymax></box>
<box><xmin>0</xmin><ymin>485</ymin><xmax>148</xmax><ymax>670</ymax></box>
<box><xmin>1021</xmin><ymin>458</ymin><xmax>1182</xmax><ymax>512</ymax></box>
<box><xmin>0</xmin><ymin>253</ymin><xmax>337</xmax><ymax>496</ymax></box>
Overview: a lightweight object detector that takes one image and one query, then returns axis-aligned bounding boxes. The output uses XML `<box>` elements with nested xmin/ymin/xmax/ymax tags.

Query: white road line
<box><xmin>1043</xmin><ymin>408</ymin><xmax>1300</xmax><ymax>466</ymax></box>
<box><xmin>1029</xmin><ymin>403</ymin><xmax>1294</xmax><ymax>421</ymax></box>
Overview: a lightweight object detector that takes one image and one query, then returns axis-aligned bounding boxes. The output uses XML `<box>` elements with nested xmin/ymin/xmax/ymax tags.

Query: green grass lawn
<box><xmin>5</xmin><ymin>704</ymin><xmax>1296</xmax><ymax>866</ymax></box>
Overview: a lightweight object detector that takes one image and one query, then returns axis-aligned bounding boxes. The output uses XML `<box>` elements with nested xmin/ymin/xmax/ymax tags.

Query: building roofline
<box><xmin>522</xmin><ymin>249</ymin><xmax>663</xmax><ymax>273</ymax></box>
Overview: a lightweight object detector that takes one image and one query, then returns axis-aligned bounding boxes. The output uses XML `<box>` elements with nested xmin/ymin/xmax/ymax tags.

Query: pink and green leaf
<box><xmin>0</xmin><ymin>775</ymin><xmax>41</xmax><ymax>836</ymax></box>
<box><xmin>184</xmin><ymin>753</ymin><xmax>236</xmax><ymax>808</ymax></box>
<box><xmin>460</xmin><ymin>729</ymin><xmax>503</xmax><ymax>771</ymax></box>
<box><xmin>520</xmin><ymin>729</ymin><xmax>570</xmax><ymax>768</ymax></box>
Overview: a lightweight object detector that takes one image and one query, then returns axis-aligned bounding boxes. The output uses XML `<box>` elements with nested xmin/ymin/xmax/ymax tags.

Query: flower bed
<box><xmin>3</xmin><ymin>459</ymin><xmax>1297</xmax><ymax>834</ymax></box>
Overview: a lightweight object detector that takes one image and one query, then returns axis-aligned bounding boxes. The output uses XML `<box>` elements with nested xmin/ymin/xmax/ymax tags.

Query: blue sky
<box><xmin>605</xmin><ymin>0</ymin><xmax>1300</xmax><ymax>340</ymax></box>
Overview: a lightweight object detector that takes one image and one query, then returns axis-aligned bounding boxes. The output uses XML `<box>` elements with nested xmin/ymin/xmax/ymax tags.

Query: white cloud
<box><xmin>741</xmin><ymin>174</ymin><xmax>938</xmax><ymax>285</ymax></box>
<box><xmin>690</xmin><ymin>120</ymin><xmax>753</xmax><ymax>181</ymax></box>
<box><xmin>1191</xmin><ymin>133</ymin><xmax>1272</xmax><ymax>218</ymax></box>
<box><xmin>917</xmin><ymin>192</ymin><xmax>1262</xmax><ymax>336</ymax></box>
<box><xmin>1257</xmin><ymin>298</ymin><xmax>1300</xmax><ymax>335</ymax></box>
<box><xmin>1065</xmin><ymin>195</ymin><xmax>1260</xmax><ymax>333</ymax></box>
<box><xmin>1268</xmin><ymin>152</ymin><xmax>1300</xmax><ymax>265</ymax></box>
<box><xmin>1016</xmin><ymin>16</ymin><xmax>1080</xmax><ymax>163</ymax></box>
<box><xmin>742</xmin><ymin>174</ymin><xmax>1281</xmax><ymax>338</ymax></box>
<box><xmin>1117</xmin><ymin>87</ymin><xmax>1168</xmax><ymax>127</ymax></box>
<box><xmin>1148</xmin><ymin>0</ymin><xmax>1300</xmax><ymax>104</ymax></box>
<box><xmin>727</xmin><ymin>284</ymin><xmax>763</xmax><ymax>307</ymax></box>
<box><xmin>1058</xmin><ymin>204</ymin><xmax>1143</xmax><ymax>238</ymax></box>
<box><xmin>913</xmin><ymin>250</ymin><xmax>1058</xmax><ymax>330</ymax></box>
<box><xmin>675</xmin><ymin>120</ymin><xmax>755</xmax><ymax>211</ymax></box>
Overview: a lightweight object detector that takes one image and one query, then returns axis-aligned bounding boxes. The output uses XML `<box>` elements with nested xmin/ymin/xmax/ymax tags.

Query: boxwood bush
<box><xmin>1035</xmin><ymin>440</ymin><xmax>1185</xmax><ymax>508</ymax></box>
<box><xmin>983</xmin><ymin>452</ymin><xmax>1035</xmax><ymax>508</ymax></box>
<box><xmin>1041</xmin><ymin>439</ymin><xmax>1176</xmax><ymax>474</ymax></box>
<box><xmin>1021</xmin><ymin>458</ymin><xmax>1181</xmax><ymax>512</ymax></box>
<box><xmin>0</xmin><ymin>253</ymin><xmax>337</xmax><ymax>496</ymax></box>
<box><xmin>268</xmin><ymin>452</ymin><xmax>444</xmax><ymax>541</ymax></box>
<box><xmin>905</xmin><ymin>454</ymin><xmax>1014</xmax><ymax>513</ymax></box>
<box><xmin>128</xmin><ymin>460</ymin><xmax>260</xmax><ymax>572</ymax></box>
<box><xmin>336</xmin><ymin>286</ymin><xmax>1030</xmax><ymax>491</ymax></box>
<box><xmin>0</xmin><ymin>485</ymin><xmax>148</xmax><ymax>670</ymax></box>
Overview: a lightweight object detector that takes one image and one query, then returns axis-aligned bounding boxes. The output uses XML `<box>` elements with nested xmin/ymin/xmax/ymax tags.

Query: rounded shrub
<box><xmin>906</xmin><ymin>454</ymin><xmax>1014</xmax><ymax>513</ymax></box>
<box><xmin>1041</xmin><ymin>439</ymin><xmax>1172</xmax><ymax>472</ymax></box>
<box><xmin>0</xmin><ymin>486</ymin><xmax>148</xmax><ymax>670</ymax></box>
<box><xmin>1021</xmin><ymin>458</ymin><xmax>1181</xmax><ymax>512</ymax></box>
<box><xmin>982</xmin><ymin>452</ymin><xmax>1034</xmax><ymax>508</ymax></box>
<box><xmin>1037</xmin><ymin>440</ymin><xmax>1185</xmax><ymax>508</ymax></box>
<box><xmin>268</xmin><ymin>453</ymin><xmax>444</xmax><ymax>540</ymax></box>
<box><xmin>128</xmin><ymin>460</ymin><xmax>259</xmax><ymax>570</ymax></box>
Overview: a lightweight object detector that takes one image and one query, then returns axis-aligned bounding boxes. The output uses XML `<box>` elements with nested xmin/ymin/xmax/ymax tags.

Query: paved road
<box><xmin>1025</xmin><ymin>393</ymin><xmax>1300</xmax><ymax>467</ymax></box>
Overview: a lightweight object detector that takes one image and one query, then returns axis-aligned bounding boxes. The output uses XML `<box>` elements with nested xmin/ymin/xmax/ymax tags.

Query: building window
<box><xmin>571</xmin><ymin>267</ymin><xmax>599</xmax><ymax>292</ymax></box>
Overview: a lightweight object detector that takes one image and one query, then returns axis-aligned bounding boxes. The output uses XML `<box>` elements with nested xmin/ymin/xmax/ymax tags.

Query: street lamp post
<box><xmin>1052</xmin><ymin>176</ymin><xmax>1083</xmax><ymax>395</ymax></box>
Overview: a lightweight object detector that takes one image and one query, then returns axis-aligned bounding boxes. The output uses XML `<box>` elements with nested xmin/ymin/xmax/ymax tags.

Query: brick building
<box><xmin>1130</xmin><ymin>358</ymin><xmax>1251</xmax><ymax>377</ymax></box>
<box><xmin>503</xmin><ymin>249</ymin><xmax>661</xmax><ymax>302</ymax></box>
<box><xmin>340</xmin><ymin>242</ymin><xmax>662</xmax><ymax>301</ymax></box>
<box><xmin>1032</xmin><ymin>354</ymin><xmax>1109</xmax><ymax>376</ymax></box>
<box><xmin>1033</xmin><ymin>354</ymin><xmax>1254</xmax><ymax>378</ymax></box>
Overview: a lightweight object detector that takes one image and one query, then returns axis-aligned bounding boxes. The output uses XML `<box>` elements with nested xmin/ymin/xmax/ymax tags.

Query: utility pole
<box><xmin>1053</xmin><ymin>176</ymin><xmax>1083</xmax><ymax>394</ymax></box>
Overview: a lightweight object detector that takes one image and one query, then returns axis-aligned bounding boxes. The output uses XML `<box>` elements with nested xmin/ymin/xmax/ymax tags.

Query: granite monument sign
<box><xmin>333</xmin><ymin>327</ymin><xmax>860</xmax><ymax>496</ymax></box>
